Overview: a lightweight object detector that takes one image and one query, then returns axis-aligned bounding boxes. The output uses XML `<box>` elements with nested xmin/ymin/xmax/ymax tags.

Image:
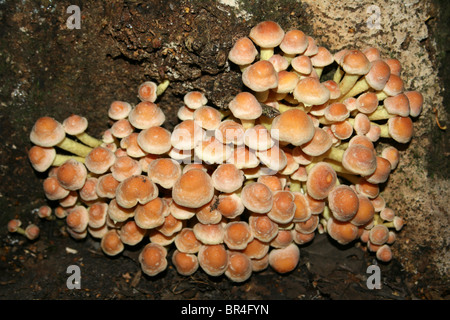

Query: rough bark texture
<box><xmin>0</xmin><ymin>0</ymin><xmax>448</xmax><ymax>300</ymax></box>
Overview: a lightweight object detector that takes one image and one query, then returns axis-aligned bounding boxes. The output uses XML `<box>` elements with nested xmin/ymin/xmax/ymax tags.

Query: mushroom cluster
<box><xmin>18</xmin><ymin>21</ymin><xmax>422</xmax><ymax>282</ymax></box>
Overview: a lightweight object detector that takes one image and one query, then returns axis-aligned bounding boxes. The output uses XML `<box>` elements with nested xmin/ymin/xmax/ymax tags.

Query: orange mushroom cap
<box><xmin>268</xmin><ymin>243</ymin><xmax>300</xmax><ymax>274</ymax></box>
<box><xmin>30</xmin><ymin>116</ymin><xmax>66</xmax><ymax>147</ymax></box>
<box><xmin>271</xmin><ymin>108</ymin><xmax>315</xmax><ymax>146</ymax></box>
<box><xmin>242</xmin><ymin>60</ymin><xmax>278</xmax><ymax>92</ymax></box>
<box><xmin>306</xmin><ymin>162</ymin><xmax>337</xmax><ymax>200</ymax></box>
<box><xmin>139</xmin><ymin>243</ymin><xmax>168</xmax><ymax>276</ymax></box>
<box><xmin>279</xmin><ymin>29</ymin><xmax>308</xmax><ymax>55</ymax></box>
<box><xmin>225</xmin><ymin>251</ymin><xmax>253</xmax><ymax>282</ymax></box>
<box><xmin>228</xmin><ymin>36</ymin><xmax>259</xmax><ymax>66</ymax></box>
<box><xmin>172</xmin><ymin>168</ymin><xmax>214</xmax><ymax>209</ymax></box>
<box><xmin>115</xmin><ymin>175</ymin><xmax>158</xmax><ymax>209</ymax></box>
<box><xmin>134</xmin><ymin>197</ymin><xmax>166</xmax><ymax>229</ymax></box>
<box><xmin>328</xmin><ymin>185</ymin><xmax>360</xmax><ymax>222</ymax></box>
<box><xmin>223</xmin><ymin>221</ymin><xmax>253</xmax><ymax>250</ymax></box>
<box><xmin>137</xmin><ymin>126</ymin><xmax>172</xmax><ymax>155</ymax></box>
<box><xmin>198</xmin><ymin>244</ymin><xmax>229</xmax><ymax>277</ymax></box>
<box><xmin>147</xmin><ymin>158</ymin><xmax>182</xmax><ymax>190</ymax></box>
<box><xmin>128</xmin><ymin>101</ymin><xmax>165</xmax><ymax>129</ymax></box>
<box><xmin>172</xmin><ymin>250</ymin><xmax>199</xmax><ymax>276</ymax></box>
<box><xmin>241</xmin><ymin>182</ymin><xmax>273</xmax><ymax>214</ymax></box>
<box><xmin>56</xmin><ymin>159</ymin><xmax>87</xmax><ymax>191</ymax></box>
<box><xmin>228</xmin><ymin>92</ymin><xmax>263</xmax><ymax>121</ymax></box>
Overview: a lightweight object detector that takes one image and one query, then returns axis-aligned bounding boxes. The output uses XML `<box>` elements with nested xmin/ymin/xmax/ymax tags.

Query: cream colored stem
<box><xmin>76</xmin><ymin>132</ymin><xmax>102</xmax><ymax>148</ymax></box>
<box><xmin>57</xmin><ymin>137</ymin><xmax>93</xmax><ymax>157</ymax></box>
<box><xmin>52</xmin><ymin>154</ymin><xmax>86</xmax><ymax>166</ymax></box>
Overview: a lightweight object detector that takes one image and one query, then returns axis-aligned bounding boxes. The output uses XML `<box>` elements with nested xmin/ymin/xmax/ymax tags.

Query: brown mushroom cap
<box><xmin>87</xmin><ymin>202</ymin><xmax>108</xmax><ymax>229</ymax></box>
<box><xmin>172</xmin><ymin>250</ymin><xmax>199</xmax><ymax>276</ymax></box>
<box><xmin>119</xmin><ymin>220</ymin><xmax>146</xmax><ymax>246</ymax></box>
<box><xmin>172</xmin><ymin>168</ymin><xmax>214</xmax><ymax>209</ymax></box>
<box><xmin>66</xmin><ymin>206</ymin><xmax>89</xmax><ymax>233</ymax></box>
<box><xmin>249</xmin><ymin>20</ymin><xmax>285</xmax><ymax>49</ymax></box>
<box><xmin>28</xmin><ymin>146</ymin><xmax>57</xmax><ymax>172</ymax></box>
<box><xmin>85</xmin><ymin>146</ymin><xmax>116</xmax><ymax>175</ymax></box>
<box><xmin>101</xmin><ymin>229</ymin><xmax>125</xmax><ymax>256</ymax></box>
<box><xmin>404</xmin><ymin>90</ymin><xmax>423</xmax><ymax>117</ymax></box>
<box><xmin>301</xmin><ymin>127</ymin><xmax>332</xmax><ymax>157</ymax></box>
<box><xmin>225</xmin><ymin>251</ymin><xmax>253</xmax><ymax>282</ymax></box>
<box><xmin>138</xmin><ymin>81</ymin><xmax>158</xmax><ymax>103</ymax></box>
<box><xmin>30</xmin><ymin>116</ymin><xmax>66</xmax><ymax>147</ymax></box>
<box><xmin>62</xmin><ymin>114</ymin><xmax>88</xmax><ymax>136</ymax></box>
<box><xmin>242</xmin><ymin>60</ymin><xmax>278</xmax><ymax>92</ymax></box>
<box><xmin>306</xmin><ymin>162</ymin><xmax>337</xmax><ymax>200</ymax></box>
<box><xmin>174</xmin><ymin>228</ymin><xmax>202</xmax><ymax>254</ymax></box>
<box><xmin>341</xmin><ymin>49</ymin><xmax>371</xmax><ymax>75</ymax></box>
<box><xmin>211</xmin><ymin>163</ymin><xmax>245</xmax><ymax>193</ymax></box>
<box><xmin>223</xmin><ymin>221</ymin><xmax>253</xmax><ymax>250</ymax></box>
<box><xmin>115</xmin><ymin>175</ymin><xmax>158</xmax><ymax>209</ymax></box>
<box><xmin>291</xmin><ymin>55</ymin><xmax>313</xmax><ymax>75</ymax></box>
<box><xmin>256</xmin><ymin>145</ymin><xmax>288</xmax><ymax>172</ymax></box>
<box><xmin>184</xmin><ymin>91</ymin><xmax>208</xmax><ymax>110</ymax></box>
<box><xmin>171</xmin><ymin>120</ymin><xmax>204</xmax><ymax>150</ymax></box>
<box><xmin>215</xmin><ymin>120</ymin><xmax>245</xmax><ymax>146</ymax></box>
<box><xmin>381</xmin><ymin>146</ymin><xmax>400</xmax><ymax>170</ymax></box>
<box><xmin>228</xmin><ymin>36</ymin><xmax>259</xmax><ymax>66</ymax></box>
<box><xmin>216</xmin><ymin>193</ymin><xmax>245</xmax><ymax>220</ymax></box>
<box><xmin>96</xmin><ymin>173</ymin><xmax>119</xmax><ymax>199</ymax></box>
<box><xmin>193</xmin><ymin>106</ymin><xmax>223</xmax><ymax>131</ymax></box>
<box><xmin>328</xmin><ymin>185</ymin><xmax>360</xmax><ymax>222</ymax></box>
<box><xmin>268</xmin><ymin>190</ymin><xmax>296</xmax><ymax>224</ymax></box>
<box><xmin>293</xmin><ymin>77</ymin><xmax>330</xmax><ymax>106</ymax></box>
<box><xmin>364</xmin><ymin>59</ymin><xmax>391</xmax><ymax>91</ymax></box>
<box><xmin>342</xmin><ymin>144</ymin><xmax>377</xmax><ymax>176</ymax></box>
<box><xmin>279</xmin><ymin>29</ymin><xmax>308</xmax><ymax>55</ymax></box>
<box><xmin>134</xmin><ymin>197</ymin><xmax>166</xmax><ymax>229</ymax></box>
<box><xmin>139</xmin><ymin>243</ymin><xmax>168</xmax><ymax>276</ymax></box>
<box><xmin>350</xmin><ymin>195</ymin><xmax>375</xmax><ymax>227</ymax></box>
<box><xmin>387</xmin><ymin>116</ymin><xmax>414</xmax><ymax>144</ymax></box>
<box><xmin>366</xmin><ymin>156</ymin><xmax>392</xmax><ymax>184</ymax></box>
<box><xmin>128</xmin><ymin>101</ymin><xmax>165</xmax><ymax>129</ymax></box>
<box><xmin>244</xmin><ymin>124</ymin><xmax>274</xmax><ymax>151</ymax></box>
<box><xmin>108</xmin><ymin>101</ymin><xmax>132</xmax><ymax>120</ymax></box>
<box><xmin>228</xmin><ymin>92</ymin><xmax>263</xmax><ymax>121</ymax></box>
<box><xmin>241</xmin><ymin>182</ymin><xmax>273</xmax><ymax>213</ymax></box>
<box><xmin>326</xmin><ymin>217</ymin><xmax>359</xmax><ymax>245</ymax></box>
<box><xmin>242</xmin><ymin>238</ymin><xmax>270</xmax><ymax>260</ymax></box>
<box><xmin>120</xmin><ymin>133</ymin><xmax>146</xmax><ymax>158</ymax></box>
<box><xmin>147</xmin><ymin>158</ymin><xmax>182</xmax><ymax>190</ymax></box>
<box><xmin>198</xmin><ymin>244</ymin><xmax>229</xmax><ymax>276</ymax></box>
<box><xmin>56</xmin><ymin>159</ymin><xmax>87</xmax><ymax>191</ymax></box>
<box><xmin>384</xmin><ymin>93</ymin><xmax>410</xmax><ymax>117</ymax></box>
<box><xmin>271</xmin><ymin>108</ymin><xmax>315</xmax><ymax>146</ymax></box>
<box><xmin>292</xmin><ymin>191</ymin><xmax>312</xmax><ymax>222</ymax></box>
<box><xmin>249</xmin><ymin>213</ymin><xmax>279</xmax><ymax>242</ymax></box>
<box><xmin>268</xmin><ymin>243</ymin><xmax>300</xmax><ymax>274</ymax></box>
<box><xmin>110</xmin><ymin>119</ymin><xmax>134</xmax><ymax>139</ymax></box>
<box><xmin>137</xmin><ymin>126</ymin><xmax>172</xmax><ymax>155</ymax></box>
<box><xmin>43</xmin><ymin>176</ymin><xmax>70</xmax><ymax>200</ymax></box>
<box><xmin>369</xmin><ymin>224</ymin><xmax>390</xmax><ymax>245</ymax></box>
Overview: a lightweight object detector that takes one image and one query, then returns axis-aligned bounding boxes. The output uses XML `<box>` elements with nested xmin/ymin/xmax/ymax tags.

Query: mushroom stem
<box><xmin>259</xmin><ymin>48</ymin><xmax>274</xmax><ymax>61</ymax></box>
<box><xmin>278</xmin><ymin>103</ymin><xmax>310</xmax><ymax>114</ymax></box>
<box><xmin>367</xmin><ymin>107</ymin><xmax>396</xmax><ymax>121</ymax></box>
<box><xmin>339</xmin><ymin>74</ymin><xmax>361</xmax><ymax>96</ymax></box>
<box><xmin>289</xmin><ymin>180</ymin><xmax>303</xmax><ymax>193</ymax></box>
<box><xmin>240</xmin><ymin>119</ymin><xmax>256</xmax><ymax>130</ymax></box>
<box><xmin>75</xmin><ymin>132</ymin><xmax>103</xmax><ymax>148</ymax></box>
<box><xmin>333</xmin><ymin>66</ymin><xmax>344</xmax><ymax>84</ymax></box>
<box><xmin>339</xmin><ymin>77</ymin><xmax>370</xmax><ymax>101</ymax></box>
<box><xmin>57</xmin><ymin>137</ymin><xmax>93</xmax><ymax>157</ymax></box>
<box><xmin>52</xmin><ymin>154</ymin><xmax>86</xmax><ymax>166</ymax></box>
<box><xmin>156</xmin><ymin>79</ymin><xmax>170</xmax><ymax>97</ymax></box>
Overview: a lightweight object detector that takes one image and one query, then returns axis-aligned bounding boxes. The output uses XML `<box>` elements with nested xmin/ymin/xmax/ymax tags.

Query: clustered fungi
<box><xmin>13</xmin><ymin>21</ymin><xmax>422</xmax><ymax>282</ymax></box>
